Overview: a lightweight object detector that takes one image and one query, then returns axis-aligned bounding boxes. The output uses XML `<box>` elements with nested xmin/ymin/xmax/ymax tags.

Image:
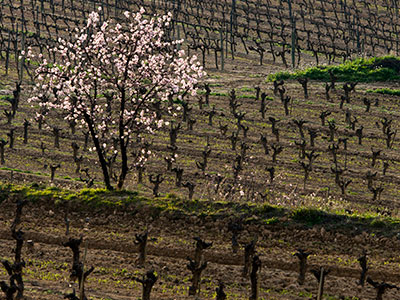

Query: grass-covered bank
<box><xmin>267</xmin><ymin>56</ymin><xmax>400</xmax><ymax>82</ymax></box>
<box><xmin>0</xmin><ymin>183</ymin><xmax>399</xmax><ymax>237</ymax></box>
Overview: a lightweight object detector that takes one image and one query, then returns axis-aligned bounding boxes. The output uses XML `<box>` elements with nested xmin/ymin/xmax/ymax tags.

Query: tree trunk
<box><xmin>84</xmin><ymin>113</ymin><xmax>112</xmax><ymax>190</ymax></box>
<box><xmin>117</xmin><ymin>89</ymin><xmax>128</xmax><ymax>190</ymax></box>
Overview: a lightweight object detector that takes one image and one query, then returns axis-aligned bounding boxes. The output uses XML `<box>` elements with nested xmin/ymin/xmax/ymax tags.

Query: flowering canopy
<box><xmin>28</xmin><ymin>8</ymin><xmax>205</xmax><ymax>190</ymax></box>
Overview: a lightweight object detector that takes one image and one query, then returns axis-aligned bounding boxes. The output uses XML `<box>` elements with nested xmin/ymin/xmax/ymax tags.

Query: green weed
<box><xmin>240</xmin><ymin>87</ymin><xmax>256</xmax><ymax>92</ymax></box>
<box><xmin>238</xmin><ymin>94</ymin><xmax>257</xmax><ymax>99</ymax></box>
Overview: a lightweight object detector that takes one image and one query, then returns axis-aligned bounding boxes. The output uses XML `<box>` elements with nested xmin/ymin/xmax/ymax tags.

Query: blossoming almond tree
<box><xmin>28</xmin><ymin>8</ymin><xmax>204</xmax><ymax>190</ymax></box>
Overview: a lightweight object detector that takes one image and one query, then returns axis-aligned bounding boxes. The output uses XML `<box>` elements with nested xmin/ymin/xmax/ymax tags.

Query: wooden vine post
<box><xmin>19</xmin><ymin>29</ymin><xmax>25</xmax><ymax>83</ymax></box>
<box><xmin>311</xmin><ymin>267</ymin><xmax>330</xmax><ymax>300</ymax></box>
<box><xmin>220</xmin><ymin>29</ymin><xmax>224</xmax><ymax>71</ymax></box>
<box><xmin>288</xmin><ymin>0</ymin><xmax>296</xmax><ymax>68</ymax></box>
<box><xmin>230</xmin><ymin>0</ymin><xmax>236</xmax><ymax>59</ymax></box>
<box><xmin>79</xmin><ymin>240</ymin><xmax>88</xmax><ymax>300</ymax></box>
<box><xmin>396</xmin><ymin>1</ymin><xmax>399</xmax><ymax>55</ymax></box>
<box><xmin>317</xmin><ymin>268</ymin><xmax>324</xmax><ymax>300</ymax></box>
<box><xmin>5</xmin><ymin>33</ymin><xmax>11</xmax><ymax>76</ymax></box>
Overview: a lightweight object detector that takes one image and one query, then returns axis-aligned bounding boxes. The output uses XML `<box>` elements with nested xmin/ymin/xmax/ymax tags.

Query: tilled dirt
<box><xmin>1</xmin><ymin>197</ymin><xmax>400</xmax><ymax>300</ymax></box>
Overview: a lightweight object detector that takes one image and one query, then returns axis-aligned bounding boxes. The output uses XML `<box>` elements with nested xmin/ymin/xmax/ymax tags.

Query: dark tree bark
<box><xmin>187</xmin><ymin>237</ymin><xmax>212</xmax><ymax>296</ymax></box>
<box><xmin>135</xmin><ymin>231</ymin><xmax>148</xmax><ymax>267</ymax></box>
<box><xmin>1</xmin><ymin>200</ymin><xmax>27</xmax><ymax>300</ymax></box>
<box><xmin>357</xmin><ymin>251</ymin><xmax>368</xmax><ymax>286</ymax></box>
<box><xmin>134</xmin><ymin>270</ymin><xmax>158</xmax><ymax>300</ymax></box>
<box><xmin>249</xmin><ymin>255</ymin><xmax>261</xmax><ymax>300</ymax></box>
<box><xmin>84</xmin><ymin>112</ymin><xmax>112</xmax><ymax>190</ymax></box>
<box><xmin>294</xmin><ymin>249</ymin><xmax>310</xmax><ymax>285</ymax></box>
<box><xmin>0</xmin><ymin>139</ymin><xmax>7</xmax><ymax>164</ymax></box>
<box><xmin>367</xmin><ymin>277</ymin><xmax>398</xmax><ymax>300</ymax></box>
<box><xmin>7</xmin><ymin>128</ymin><xmax>14</xmax><ymax>149</ymax></box>
<box><xmin>23</xmin><ymin>119</ymin><xmax>30</xmax><ymax>144</ymax></box>
<box><xmin>63</xmin><ymin>238</ymin><xmax>94</xmax><ymax>300</ymax></box>
<box><xmin>243</xmin><ymin>240</ymin><xmax>256</xmax><ymax>277</ymax></box>
<box><xmin>149</xmin><ymin>174</ymin><xmax>164</xmax><ymax>197</ymax></box>
<box><xmin>216</xmin><ymin>281</ymin><xmax>227</xmax><ymax>300</ymax></box>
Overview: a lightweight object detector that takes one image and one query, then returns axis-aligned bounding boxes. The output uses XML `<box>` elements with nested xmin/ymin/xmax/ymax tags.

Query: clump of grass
<box><xmin>238</xmin><ymin>94</ymin><xmax>257</xmax><ymax>99</ymax></box>
<box><xmin>0</xmin><ymin>95</ymin><xmax>12</xmax><ymax>101</ymax></box>
<box><xmin>210</xmin><ymin>91</ymin><xmax>228</xmax><ymax>97</ymax></box>
<box><xmin>0</xmin><ymin>167</ymin><xmax>34</xmax><ymax>174</ymax></box>
<box><xmin>249</xmin><ymin>74</ymin><xmax>263</xmax><ymax>78</ymax></box>
<box><xmin>240</xmin><ymin>87</ymin><xmax>256</xmax><ymax>92</ymax></box>
<box><xmin>209</xmin><ymin>83</ymin><xmax>223</xmax><ymax>87</ymax></box>
<box><xmin>196</xmin><ymin>91</ymin><xmax>228</xmax><ymax>97</ymax></box>
<box><xmin>366</xmin><ymin>88</ymin><xmax>400</xmax><ymax>96</ymax></box>
<box><xmin>267</xmin><ymin>56</ymin><xmax>400</xmax><ymax>82</ymax></box>
<box><xmin>0</xmin><ymin>95</ymin><xmax>12</xmax><ymax>106</ymax></box>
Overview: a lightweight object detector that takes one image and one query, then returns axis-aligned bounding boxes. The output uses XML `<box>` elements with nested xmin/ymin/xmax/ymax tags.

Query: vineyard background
<box><xmin>2</xmin><ymin>0</ymin><xmax>400</xmax><ymax>76</ymax></box>
<box><xmin>1</xmin><ymin>0</ymin><xmax>400</xmax><ymax>299</ymax></box>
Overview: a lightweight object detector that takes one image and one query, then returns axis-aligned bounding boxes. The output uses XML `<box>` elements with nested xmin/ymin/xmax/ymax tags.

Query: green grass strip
<box><xmin>0</xmin><ymin>183</ymin><xmax>399</xmax><ymax>238</ymax></box>
<box><xmin>267</xmin><ymin>56</ymin><xmax>400</xmax><ymax>83</ymax></box>
<box><xmin>366</xmin><ymin>88</ymin><xmax>400</xmax><ymax>96</ymax></box>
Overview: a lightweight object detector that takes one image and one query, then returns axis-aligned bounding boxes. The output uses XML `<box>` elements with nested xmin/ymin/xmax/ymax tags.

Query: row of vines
<box><xmin>1</xmin><ymin>0</ymin><xmax>400</xmax><ymax>77</ymax></box>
